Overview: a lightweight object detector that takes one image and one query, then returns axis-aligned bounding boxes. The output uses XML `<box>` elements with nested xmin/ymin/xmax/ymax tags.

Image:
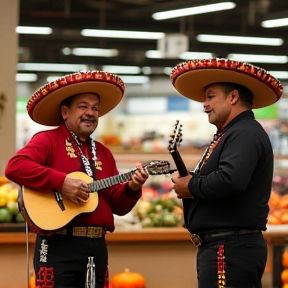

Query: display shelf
<box><xmin>0</xmin><ymin>227</ymin><xmax>190</xmax><ymax>244</ymax></box>
<box><xmin>0</xmin><ymin>224</ymin><xmax>287</xmax><ymax>244</ymax></box>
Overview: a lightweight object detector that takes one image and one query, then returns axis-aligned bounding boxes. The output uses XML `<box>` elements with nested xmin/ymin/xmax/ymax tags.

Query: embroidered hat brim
<box><xmin>27</xmin><ymin>71</ymin><xmax>125</xmax><ymax>126</ymax></box>
<box><xmin>171</xmin><ymin>58</ymin><xmax>283</xmax><ymax>109</ymax></box>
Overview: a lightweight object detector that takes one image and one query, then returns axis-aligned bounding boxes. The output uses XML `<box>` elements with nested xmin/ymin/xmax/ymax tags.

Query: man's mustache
<box><xmin>81</xmin><ymin>116</ymin><xmax>96</xmax><ymax>123</ymax></box>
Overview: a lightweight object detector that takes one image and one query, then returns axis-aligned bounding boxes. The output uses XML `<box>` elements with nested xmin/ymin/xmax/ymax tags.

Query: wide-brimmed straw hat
<box><xmin>27</xmin><ymin>70</ymin><xmax>125</xmax><ymax>126</ymax></box>
<box><xmin>170</xmin><ymin>58</ymin><xmax>283</xmax><ymax>109</ymax></box>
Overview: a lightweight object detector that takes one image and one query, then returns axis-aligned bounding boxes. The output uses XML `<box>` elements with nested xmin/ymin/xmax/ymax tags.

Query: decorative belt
<box><xmin>190</xmin><ymin>229</ymin><xmax>261</xmax><ymax>247</ymax></box>
<box><xmin>56</xmin><ymin>226</ymin><xmax>106</xmax><ymax>238</ymax></box>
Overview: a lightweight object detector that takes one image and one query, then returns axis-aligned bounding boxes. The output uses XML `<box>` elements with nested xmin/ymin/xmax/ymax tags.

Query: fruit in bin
<box><xmin>282</xmin><ymin>248</ymin><xmax>288</xmax><ymax>268</ymax></box>
<box><xmin>281</xmin><ymin>268</ymin><xmax>288</xmax><ymax>284</ymax></box>
<box><xmin>111</xmin><ymin>268</ymin><xmax>145</xmax><ymax>288</ymax></box>
<box><xmin>15</xmin><ymin>212</ymin><xmax>25</xmax><ymax>223</ymax></box>
<box><xmin>0</xmin><ymin>176</ymin><xmax>9</xmax><ymax>185</ymax></box>
<box><xmin>0</xmin><ymin>207</ymin><xmax>13</xmax><ymax>223</ymax></box>
<box><xmin>6</xmin><ymin>188</ymin><xmax>18</xmax><ymax>202</ymax></box>
<box><xmin>267</xmin><ymin>213</ymin><xmax>281</xmax><ymax>225</ymax></box>
<box><xmin>162</xmin><ymin>213</ymin><xmax>178</xmax><ymax>227</ymax></box>
<box><xmin>141</xmin><ymin>217</ymin><xmax>153</xmax><ymax>228</ymax></box>
<box><xmin>0</xmin><ymin>193</ymin><xmax>7</xmax><ymax>207</ymax></box>
<box><xmin>6</xmin><ymin>200</ymin><xmax>19</xmax><ymax>215</ymax></box>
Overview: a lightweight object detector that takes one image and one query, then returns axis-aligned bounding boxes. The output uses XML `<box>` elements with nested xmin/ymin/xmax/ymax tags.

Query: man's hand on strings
<box><xmin>61</xmin><ymin>176</ymin><xmax>90</xmax><ymax>204</ymax></box>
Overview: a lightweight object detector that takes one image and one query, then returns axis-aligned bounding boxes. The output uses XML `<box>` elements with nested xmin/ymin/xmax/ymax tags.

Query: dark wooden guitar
<box><xmin>18</xmin><ymin>160</ymin><xmax>174</xmax><ymax>231</ymax></box>
<box><xmin>168</xmin><ymin>120</ymin><xmax>191</xmax><ymax>228</ymax></box>
<box><xmin>168</xmin><ymin>120</ymin><xmax>188</xmax><ymax>177</ymax></box>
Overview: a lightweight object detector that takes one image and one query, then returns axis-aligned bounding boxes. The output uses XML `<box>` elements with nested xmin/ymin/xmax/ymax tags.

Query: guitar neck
<box><xmin>89</xmin><ymin>170</ymin><xmax>135</xmax><ymax>192</ymax></box>
<box><xmin>171</xmin><ymin>151</ymin><xmax>188</xmax><ymax>177</ymax></box>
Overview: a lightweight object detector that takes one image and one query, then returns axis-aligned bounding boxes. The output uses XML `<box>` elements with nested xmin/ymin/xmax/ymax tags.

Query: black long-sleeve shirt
<box><xmin>185</xmin><ymin>110</ymin><xmax>273</xmax><ymax>233</ymax></box>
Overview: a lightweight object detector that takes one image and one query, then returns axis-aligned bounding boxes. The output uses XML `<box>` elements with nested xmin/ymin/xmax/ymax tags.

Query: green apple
<box><xmin>0</xmin><ymin>207</ymin><xmax>13</xmax><ymax>223</ymax></box>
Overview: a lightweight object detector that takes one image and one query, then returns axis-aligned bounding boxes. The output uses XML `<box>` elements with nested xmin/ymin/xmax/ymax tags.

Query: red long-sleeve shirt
<box><xmin>5</xmin><ymin>124</ymin><xmax>141</xmax><ymax>233</ymax></box>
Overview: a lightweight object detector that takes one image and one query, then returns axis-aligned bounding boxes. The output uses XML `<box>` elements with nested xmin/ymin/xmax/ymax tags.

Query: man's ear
<box><xmin>61</xmin><ymin>105</ymin><xmax>69</xmax><ymax>121</ymax></box>
<box><xmin>230</xmin><ymin>90</ymin><xmax>240</xmax><ymax>105</ymax></box>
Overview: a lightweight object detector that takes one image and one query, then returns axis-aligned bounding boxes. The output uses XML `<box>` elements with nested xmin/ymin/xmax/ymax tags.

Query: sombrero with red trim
<box><xmin>170</xmin><ymin>58</ymin><xmax>283</xmax><ymax>109</ymax></box>
<box><xmin>27</xmin><ymin>70</ymin><xmax>125</xmax><ymax>126</ymax></box>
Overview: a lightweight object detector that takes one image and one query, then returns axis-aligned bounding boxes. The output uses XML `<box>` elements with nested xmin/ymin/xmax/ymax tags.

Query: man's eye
<box><xmin>93</xmin><ymin>107</ymin><xmax>98</xmax><ymax>111</ymax></box>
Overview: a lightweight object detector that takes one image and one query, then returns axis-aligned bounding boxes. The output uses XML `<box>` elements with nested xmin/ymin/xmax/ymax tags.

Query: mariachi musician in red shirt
<box><xmin>5</xmin><ymin>71</ymin><xmax>150</xmax><ymax>288</ymax></box>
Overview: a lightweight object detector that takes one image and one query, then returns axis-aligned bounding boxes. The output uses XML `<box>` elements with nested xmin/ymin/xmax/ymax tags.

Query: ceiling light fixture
<box><xmin>261</xmin><ymin>18</ymin><xmax>288</xmax><ymax>28</ymax></box>
<box><xmin>269</xmin><ymin>71</ymin><xmax>288</xmax><ymax>79</ymax></box>
<box><xmin>180</xmin><ymin>51</ymin><xmax>215</xmax><ymax>59</ymax></box>
<box><xmin>17</xmin><ymin>63</ymin><xmax>88</xmax><ymax>72</ymax></box>
<box><xmin>102</xmin><ymin>65</ymin><xmax>141</xmax><ymax>74</ymax></box>
<box><xmin>119</xmin><ymin>75</ymin><xmax>150</xmax><ymax>84</ymax></box>
<box><xmin>197</xmin><ymin>34</ymin><xmax>283</xmax><ymax>46</ymax></box>
<box><xmin>62</xmin><ymin>47</ymin><xmax>119</xmax><ymax>57</ymax></box>
<box><xmin>81</xmin><ymin>29</ymin><xmax>164</xmax><ymax>40</ymax></box>
<box><xmin>227</xmin><ymin>53</ymin><xmax>288</xmax><ymax>64</ymax></box>
<box><xmin>152</xmin><ymin>2</ymin><xmax>236</xmax><ymax>20</ymax></box>
<box><xmin>145</xmin><ymin>50</ymin><xmax>214</xmax><ymax>59</ymax></box>
<box><xmin>16</xmin><ymin>26</ymin><xmax>52</xmax><ymax>35</ymax></box>
<box><xmin>16</xmin><ymin>73</ymin><xmax>38</xmax><ymax>82</ymax></box>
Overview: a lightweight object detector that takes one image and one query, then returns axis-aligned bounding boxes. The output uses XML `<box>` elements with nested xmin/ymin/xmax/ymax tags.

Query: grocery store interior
<box><xmin>0</xmin><ymin>0</ymin><xmax>288</xmax><ymax>287</ymax></box>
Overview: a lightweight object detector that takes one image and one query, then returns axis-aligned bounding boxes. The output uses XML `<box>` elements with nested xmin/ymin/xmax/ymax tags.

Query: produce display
<box><xmin>0</xmin><ymin>173</ymin><xmax>287</xmax><ymax>227</ymax></box>
<box><xmin>134</xmin><ymin>195</ymin><xmax>183</xmax><ymax>228</ymax></box>
<box><xmin>0</xmin><ymin>176</ymin><xmax>24</xmax><ymax>223</ymax></box>
<box><xmin>267</xmin><ymin>175</ymin><xmax>288</xmax><ymax>225</ymax></box>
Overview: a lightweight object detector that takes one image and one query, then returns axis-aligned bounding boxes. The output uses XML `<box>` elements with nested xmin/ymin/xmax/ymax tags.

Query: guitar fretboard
<box><xmin>89</xmin><ymin>169</ymin><xmax>136</xmax><ymax>192</ymax></box>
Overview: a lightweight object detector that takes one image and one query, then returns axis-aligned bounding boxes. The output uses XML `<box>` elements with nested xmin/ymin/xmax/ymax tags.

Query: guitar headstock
<box><xmin>168</xmin><ymin>120</ymin><xmax>183</xmax><ymax>154</ymax></box>
<box><xmin>144</xmin><ymin>160</ymin><xmax>174</xmax><ymax>175</ymax></box>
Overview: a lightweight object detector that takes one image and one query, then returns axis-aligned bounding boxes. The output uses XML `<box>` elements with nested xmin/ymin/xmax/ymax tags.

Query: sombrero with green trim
<box><xmin>27</xmin><ymin>70</ymin><xmax>125</xmax><ymax>126</ymax></box>
<box><xmin>170</xmin><ymin>58</ymin><xmax>283</xmax><ymax>109</ymax></box>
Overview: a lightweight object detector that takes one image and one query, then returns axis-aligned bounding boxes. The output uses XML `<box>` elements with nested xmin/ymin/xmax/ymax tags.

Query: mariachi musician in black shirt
<box><xmin>170</xmin><ymin>58</ymin><xmax>284</xmax><ymax>288</ymax></box>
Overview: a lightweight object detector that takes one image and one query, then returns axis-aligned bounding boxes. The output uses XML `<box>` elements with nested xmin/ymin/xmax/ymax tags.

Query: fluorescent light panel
<box><xmin>17</xmin><ymin>63</ymin><xmax>88</xmax><ymax>72</ymax></box>
<box><xmin>119</xmin><ymin>75</ymin><xmax>150</xmax><ymax>84</ymax></box>
<box><xmin>152</xmin><ymin>2</ymin><xmax>236</xmax><ymax>20</ymax></box>
<box><xmin>261</xmin><ymin>18</ymin><xmax>288</xmax><ymax>28</ymax></box>
<box><xmin>16</xmin><ymin>73</ymin><xmax>38</xmax><ymax>82</ymax></box>
<box><xmin>145</xmin><ymin>50</ymin><xmax>214</xmax><ymax>59</ymax></box>
<box><xmin>16</xmin><ymin>26</ymin><xmax>52</xmax><ymax>35</ymax></box>
<box><xmin>227</xmin><ymin>53</ymin><xmax>288</xmax><ymax>64</ymax></box>
<box><xmin>269</xmin><ymin>71</ymin><xmax>288</xmax><ymax>79</ymax></box>
<box><xmin>102</xmin><ymin>65</ymin><xmax>141</xmax><ymax>74</ymax></box>
<box><xmin>81</xmin><ymin>29</ymin><xmax>164</xmax><ymax>40</ymax></box>
<box><xmin>197</xmin><ymin>34</ymin><xmax>283</xmax><ymax>46</ymax></box>
<box><xmin>62</xmin><ymin>47</ymin><xmax>119</xmax><ymax>57</ymax></box>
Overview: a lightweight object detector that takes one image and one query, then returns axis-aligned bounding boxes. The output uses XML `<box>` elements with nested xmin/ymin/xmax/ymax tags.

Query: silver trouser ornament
<box><xmin>85</xmin><ymin>256</ymin><xmax>96</xmax><ymax>288</ymax></box>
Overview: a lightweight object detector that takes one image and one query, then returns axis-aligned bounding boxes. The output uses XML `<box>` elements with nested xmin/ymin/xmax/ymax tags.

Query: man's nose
<box><xmin>85</xmin><ymin>108</ymin><xmax>94</xmax><ymax>115</ymax></box>
<box><xmin>203</xmin><ymin>103</ymin><xmax>209</xmax><ymax>110</ymax></box>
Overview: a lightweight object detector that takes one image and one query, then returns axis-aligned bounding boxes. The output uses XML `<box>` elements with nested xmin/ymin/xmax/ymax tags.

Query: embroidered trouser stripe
<box><xmin>217</xmin><ymin>244</ymin><xmax>226</xmax><ymax>288</ymax></box>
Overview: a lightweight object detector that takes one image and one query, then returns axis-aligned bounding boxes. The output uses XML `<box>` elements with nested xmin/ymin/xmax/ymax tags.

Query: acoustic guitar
<box><xmin>18</xmin><ymin>160</ymin><xmax>174</xmax><ymax>231</ymax></box>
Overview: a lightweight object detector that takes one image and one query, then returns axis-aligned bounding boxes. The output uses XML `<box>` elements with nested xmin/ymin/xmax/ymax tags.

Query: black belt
<box><xmin>56</xmin><ymin>226</ymin><xmax>106</xmax><ymax>238</ymax></box>
<box><xmin>190</xmin><ymin>229</ymin><xmax>262</xmax><ymax>247</ymax></box>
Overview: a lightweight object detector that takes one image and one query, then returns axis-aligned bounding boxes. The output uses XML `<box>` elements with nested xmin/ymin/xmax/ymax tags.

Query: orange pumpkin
<box><xmin>29</xmin><ymin>274</ymin><xmax>36</xmax><ymax>288</ymax></box>
<box><xmin>111</xmin><ymin>269</ymin><xmax>145</xmax><ymax>288</ymax></box>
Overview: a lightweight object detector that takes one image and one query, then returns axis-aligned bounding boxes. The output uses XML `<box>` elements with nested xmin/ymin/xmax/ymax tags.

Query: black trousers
<box><xmin>33</xmin><ymin>234</ymin><xmax>108</xmax><ymax>288</ymax></box>
<box><xmin>197</xmin><ymin>232</ymin><xmax>267</xmax><ymax>288</ymax></box>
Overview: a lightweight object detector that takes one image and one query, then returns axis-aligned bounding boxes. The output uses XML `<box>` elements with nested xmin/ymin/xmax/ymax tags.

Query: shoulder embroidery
<box><xmin>65</xmin><ymin>139</ymin><xmax>77</xmax><ymax>158</ymax></box>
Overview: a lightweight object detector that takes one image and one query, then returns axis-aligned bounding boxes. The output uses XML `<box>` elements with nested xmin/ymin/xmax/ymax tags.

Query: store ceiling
<box><xmin>18</xmin><ymin>0</ymin><xmax>288</xmax><ymax>77</ymax></box>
